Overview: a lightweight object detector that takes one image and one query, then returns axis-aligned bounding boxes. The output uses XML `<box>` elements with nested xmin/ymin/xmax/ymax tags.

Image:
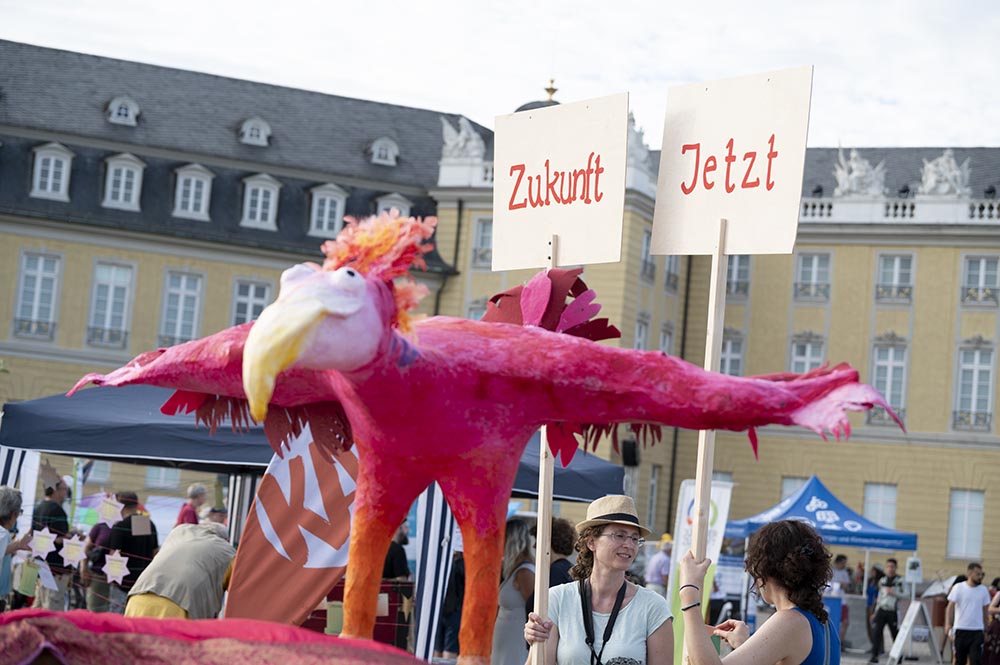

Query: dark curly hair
<box><xmin>570</xmin><ymin>525</ymin><xmax>604</xmax><ymax>580</ymax></box>
<box><xmin>745</xmin><ymin>520</ymin><xmax>831</xmax><ymax>623</ymax></box>
<box><xmin>551</xmin><ymin>518</ymin><xmax>577</xmax><ymax>557</ymax></box>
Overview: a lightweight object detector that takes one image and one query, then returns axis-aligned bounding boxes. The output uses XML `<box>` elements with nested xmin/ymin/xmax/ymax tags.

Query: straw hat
<box><xmin>575</xmin><ymin>495</ymin><xmax>651</xmax><ymax>537</ymax></box>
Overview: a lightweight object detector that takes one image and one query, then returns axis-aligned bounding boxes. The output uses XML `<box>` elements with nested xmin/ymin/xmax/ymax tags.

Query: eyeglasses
<box><xmin>750</xmin><ymin>580</ymin><xmax>766</xmax><ymax>597</ymax></box>
<box><xmin>600</xmin><ymin>532</ymin><xmax>645</xmax><ymax>547</ymax></box>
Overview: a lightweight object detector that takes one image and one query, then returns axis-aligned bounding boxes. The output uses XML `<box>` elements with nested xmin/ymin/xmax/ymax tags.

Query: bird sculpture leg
<box><xmin>340</xmin><ymin>455</ymin><xmax>429</xmax><ymax>641</ymax></box>
<box><xmin>438</xmin><ymin>467</ymin><xmax>516</xmax><ymax>665</ymax></box>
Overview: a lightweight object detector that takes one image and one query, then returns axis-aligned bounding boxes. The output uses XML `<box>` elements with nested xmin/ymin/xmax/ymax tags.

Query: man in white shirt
<box><xmin>946</xmin><ymin>562</ymin><xmax>991</xmax><ymax>665</ymax></box>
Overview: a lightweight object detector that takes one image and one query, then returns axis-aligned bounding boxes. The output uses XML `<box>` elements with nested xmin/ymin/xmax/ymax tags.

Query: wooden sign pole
<box><xmin>683</xmin><ymin>219</ymin><xmax>728</xmax><ymax>664</ymax></box>
<box><xmin>529</xmin><ymin>234</ymin><xmax>559</xmax><ymax>665</ymax></box>
<box><xmin>691</xmin><ymin>218</ymin><xmax>728</xmax><ymax>561</ymax></box>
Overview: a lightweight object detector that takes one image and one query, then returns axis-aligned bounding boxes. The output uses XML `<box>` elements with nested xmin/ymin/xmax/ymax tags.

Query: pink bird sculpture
<box><xmin>72</xmin><ymin>211</ymin><xmax>900</xmax><ymax>663</ymax></box>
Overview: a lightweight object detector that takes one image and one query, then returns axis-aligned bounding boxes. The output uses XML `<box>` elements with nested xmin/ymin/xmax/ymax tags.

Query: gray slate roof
<box><xmin>0</xmin><ymin>39</ymin><xmax>493</xmax><ymax>187</ymax></box>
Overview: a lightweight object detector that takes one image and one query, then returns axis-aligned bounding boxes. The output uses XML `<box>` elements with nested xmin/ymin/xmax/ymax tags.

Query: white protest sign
<box><xmin>652</xmin><ymin>66</ymin><xmax>813</xmax><ymax>256</ymax></box>
<box><xmin>492</xmin><ymin>93</ymin><xmax>628</xmax><ymax>271</ymax></box>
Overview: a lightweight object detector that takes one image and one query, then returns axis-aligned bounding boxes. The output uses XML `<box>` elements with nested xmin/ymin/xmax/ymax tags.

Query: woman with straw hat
<box><xmin>525</xmin><ymin>495</ymin><xmax>674</xmax><ymax>664</ymax></box>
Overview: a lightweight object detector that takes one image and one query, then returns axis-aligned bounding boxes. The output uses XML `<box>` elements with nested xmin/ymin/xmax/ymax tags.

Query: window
<box><xmin>954</xmin><ymin>346</ymin><xmax>993</xmax><ymax>430</ymax></box>
<box><xmin>232</xmin><ymin>280</ymin><xmax>272</xmax><ymax>325</ymax></box>
<box><xmin>466</xmin><ymin>300</ymin><xmax>488</xmax><ymax>321</ymax></box>
<box><xmin>645</xmin><ymin>464</ymin><xmax>661</xmax><ymax>531</ymax></box>
<box><xmin>102</xmin><ymin>154</ymin><xmax>145</xmax><ymax>211</ymax></box>
<box><xmin>240</xmin><ymin>174</ymin><xmax>281</xmax><ymax>230</ymax></box>
<box><xmin>88</xmin><ymin>262</ymin><xmax>133</xmax><ymax>348</ymax></box>
<box><xmin>145</xmin><ymin>466</ymin><xmax>181</xmax><ymax>490</ymax></box>
<box><xmin>623</xmin><ymin>466</ymin><xmax>640</xmax><ymax>503</ymax></box>
<box><xmin>85</xmin><ymin>460</ymin><xmax>111</xmax><ymax>484</ymax></box>
<box><xmin>239</xmin><ymin>117</ymin><xmax>271</xmax><ymax>147</ymax></box>
<box><xmin>370</xmin><ymin>137</ymin><xmax>399</xmax><ymax>166</ymax></box>
<box><xmin>876</xmin><ymin>255</ymin><xmax>913</xmax><ymax>302</ymax></box>
<box><xmin>640</xmin><ymin>229</ymin><xmax>656</xmax><ymax>282</ymax></box>
<box><xmin>790</xmin><ymin>337</ymin><xmax>824</xmax><ymax>373</ymax></box>
<box><xmin>471</xmin><ymin>218</ymin><xmax>493</xmax><ymax>268</ymax></box>
<box><xmin>869</xmin><ymin>343</ymin><xmax>907</xmax><ymax>424</ymax></box>
<box><xmin>665</xmin><ymin>255</ymin><xmax>679</xmax><ymax>291</ymax></box>
<box><xmin>15</xmin><ymin>252</ymin><xmax>60</xmax><ymax>340</ymax></box>
<box><xmin>962</xmin><ymin>256</ymin><xmax>999</xmax><ymax>305</ymax></box>
<box><xmin>863</xmin><ymin>483</ymin><xmax>897</xmax><ymax>529</ymax></box>
<box><xmin>172</xmin><ymin>164</ymin><xmax>214</xmax><ymax>221</ymax></box>
<box><xmin>30</xmin><ymin>143</ymin><xmax>73</xmax><ymax>201</ymax></box>
<box><xmin>721</xmin><ymin>336</ymin><xmax>743</xmax><ymax>376</ymax></box>
<box><xmin>659</xmin><ymin>327</ymin><xmax>673</xmax><ymax>355</ymax></box>
<box><xmin>106</xmin><ymin>95</ymin><xmax>140</xmax><ymax>126</ymax></box>
<box><xmin>634</xmin><ymin>318</ymin><xmax>649</xmax><ymax>350</ymax></box>
<box><xmin>947</xmin><ymin>489</ymin><xmax>984</xmax><ymax>559</ymax></box>
<box><xmin>781</xmin><ymin>476</ymin><xmax>807</xmax><ymax>500</ymax></box>
<box><xmin>309</xmin><ymin>184</ymin><xmax>348</xmax><ymax>237</ymax></box>
<box><xmin>375</xmin><ymin>192</ymin><xmax>412</xmax><ymax>218</ymax></box>
<box><xmin>159</xmin><ymin>272</ymin><xmax>202</xmax><ymax>347</ymax></box>
<box><xmin>727</xmin><ymin>255</ymin><xmax>750</xmax><ymax>298</ymax></box>
<box><xmin>794</xmin><ymin>253</ymin><xmax>831</xmax><ymax>300</ymax></box>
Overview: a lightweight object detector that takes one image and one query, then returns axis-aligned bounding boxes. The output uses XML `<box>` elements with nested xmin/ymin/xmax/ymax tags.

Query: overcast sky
<box><xmin>2</xmin><ymin>0</ymin><xmax>998</xmax><ymax>149</ymax></box>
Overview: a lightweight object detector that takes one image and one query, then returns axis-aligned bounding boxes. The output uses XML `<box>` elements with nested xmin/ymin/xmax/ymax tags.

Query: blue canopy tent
<box><xmin>725</xmin><ymin>475</ymin><xmax>918</xmax><ymax>626</ymax></box>
<box><xmin>726</xmin><ymin>475</ymin><xmax>917</xmax><ymax>550</ymax></box>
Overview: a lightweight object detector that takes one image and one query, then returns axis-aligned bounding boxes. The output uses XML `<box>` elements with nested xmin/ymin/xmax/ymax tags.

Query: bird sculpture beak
<box><xmin>242</xmin><ymin>296</ymin><xmax>327</xmax><ymax>423</ymax></box>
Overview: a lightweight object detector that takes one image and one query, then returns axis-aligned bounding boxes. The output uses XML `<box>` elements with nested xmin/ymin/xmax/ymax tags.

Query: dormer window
<box><xmin>172</xmin><ymin>164</ymin><xmax>215</xmax><ymax>221</ymax></box>
<box><xmin>102</xmin><ymin>153</ymin><xmax>145</xmax><ymax>211</ymax></box>
<box><xmin>309</xmin><ymin>183</ymin><xmax>348</xmax><ymax>237</ymax></box>
<box><xmin>370</xmin><ymin>137</ymin><xmax>399</xmax><ymax>166</ymax></box>
<box><xmin>30</xmin><ymin>142</ymin><xmax>74</xmax><ymax>202</ymax></box>
<box><xmin>240</xmin><ymin>174</ymin><xmax>281</xmax><ymax>230</ymax></box>
<box><xmin>107</xmin><ymin>96</ymin><xmax>140</xmax><ymax>126</ymax></box>
<box><xmin>375</xmin><ymin>192</ymin><xmax>411</xmax><ymax>218</ymax></box>
<box><xmin>239</xmin><ymin>117</ymin><xmax>272</xmax><ymax>147</ymax></box>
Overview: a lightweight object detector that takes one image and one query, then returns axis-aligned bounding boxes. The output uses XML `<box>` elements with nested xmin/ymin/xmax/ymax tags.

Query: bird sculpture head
<box><xmin>242</xmin><ymin>210</ymin><xmax>436</xmax><ymax>422</ymax></box>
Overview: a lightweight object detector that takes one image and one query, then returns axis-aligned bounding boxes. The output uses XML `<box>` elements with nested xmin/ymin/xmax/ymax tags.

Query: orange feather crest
<box><xmin>319</xmin><ymin>210</ymin><xmax>437</xmax><ymax>332</ymax></box>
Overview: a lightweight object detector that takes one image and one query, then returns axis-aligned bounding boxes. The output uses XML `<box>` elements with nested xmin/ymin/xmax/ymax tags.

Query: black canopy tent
<box><xmin>0</xmin><ymin>383</ymin><xmax>624</xmax><ymax>508</ymax></box>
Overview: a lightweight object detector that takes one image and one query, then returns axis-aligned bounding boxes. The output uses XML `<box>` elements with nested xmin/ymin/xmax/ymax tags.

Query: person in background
<box><xmin>865</xmin><ymin>566</ymin><xmax>885</xmax><ymax>648</ymax></box>
<box><xmin>829</xmin><ymin>554</ymin><xmax>852</xmax><ymax>646</ymax></box>
<box><xmin>125</xmin><ymin>522</ymin><xmax>235</xmax><ymax>619</ymax></box>
<box><xmin>175</xmin><ymin>483</ymin><xmax>207</xmax><ymax>526</ymax></box>
<box><xmin>31</xmin><ymin>477</ymin><xmax>71</xmax><ymax>611</ymax></box>
<box><xmin>82</xmin><ymin>517</ymin><xmax>113</xmax><ymax>612</ymax></box>
<box><xmin>678</xmin><ymin>519</ymin><xmax>840</xmax><ymax>665</ymax></box>
<box><xmin>524</xmin><ymin>495</ymin><xmax>673</xmax><ymax>665</ymax></box>
<box><xmin>435</xmin><ymin>531</ymin><xmax>464</xmax><ymax>662</ymax></box>
<box><xmin>108</xmin><ymin>491</ymin><xmax>159</xmax><ymax>613</ymax></box>
<box><xmin>382</xmin><ymin>521</ymin><xmax>411</xmax><ymax>651</ymax></box>
<box><xmin>870</xmin><ymin>558</ymin><xmax>904</xmax><ymax>663</ymax></box>
<box><xmin>492</xmin><ymin>517</ymin><xmax>535</xmax><ymax>665</ymax></box>
<box><xmin>524</xmin><ymin>517</ymin><xmax>577</xmax><ymax>626</ymax></box>
<box><xmin>644</xmin><ymin>533</ymin><xmax>673</xmax><ymax>598</ymax></box>
<box><xmin>203</xmin><ymin>506</ymin><xmax>228</xmax><ymax>525</ymax></box>
<box><xmin>945</xmin><ymin>563</ymin><xmax>990</xmax><ymax>665</ymax></box>
<box><xmin>0</xmin><ymin>486</ymin><xmax>32</xmax><ymax>612</ymax></box>
<box><xmin>989</xmin><ymin>578</ymin><xmax>1000</xmax><ymax>602</ymax></box>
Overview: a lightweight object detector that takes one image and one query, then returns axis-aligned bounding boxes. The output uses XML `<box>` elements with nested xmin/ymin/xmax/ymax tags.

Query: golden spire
<box><xmin>545</xmin><ymin>78</ymin><xmax>558</xmax><ymax>102</ymax></box>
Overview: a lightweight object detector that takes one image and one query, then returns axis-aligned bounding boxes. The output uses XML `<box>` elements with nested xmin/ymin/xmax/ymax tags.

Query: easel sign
<box><xmin>888</xmin><ymin>601</ymin><xmax>942</xmax><ymax>665</ymax></box>
<box><xmin>652</xmin><ymin>65</ymin><xmax>813</xmax><ymax>256</ymax></box>
<box><xmin>493</xmin><ymin>92</ymin><xmax>629</xmax><ymax>665</ymax></box>
<box><xmin>492</xmin><ymin>92</ymin><xmax>629</xmax><ymax>270</ymax></box>
<box><xmin>650</xmin><ymin>67</ymin><xmax>813</xmax><ymax>570</ymax></box>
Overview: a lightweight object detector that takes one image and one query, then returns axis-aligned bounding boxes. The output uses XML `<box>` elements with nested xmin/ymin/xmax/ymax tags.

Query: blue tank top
<box><xmin>792</xmin><ymin>607</ymin><xmax>840</xmax><ymax>665</ymax></box>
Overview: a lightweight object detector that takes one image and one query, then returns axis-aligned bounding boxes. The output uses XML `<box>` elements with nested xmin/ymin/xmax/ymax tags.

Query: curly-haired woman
<box><xmin>524</xmin><ymin>495</ymin><xmax>674</xmax><ymax>665</ymax></box>
<box><xmin>679</xmin><ymin>519</ymin><xmax>840</xmax><ymax>665</ymax></box>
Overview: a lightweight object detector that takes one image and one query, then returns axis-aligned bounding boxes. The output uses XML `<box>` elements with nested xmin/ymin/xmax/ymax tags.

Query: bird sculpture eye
<box><xmin>345</xmin><ymin>269</ymin><xmax>357</xmax><ymax>278</ymax></box>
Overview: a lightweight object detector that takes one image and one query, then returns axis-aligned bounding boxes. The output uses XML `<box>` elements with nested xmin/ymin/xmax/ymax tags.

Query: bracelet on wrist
<box><xmin>681</xmin><ymin>600</ymin><xmax>701</xmax><ymax>612</ymax></box>
<box><xmin>679</xmin><ymin>584</ymin><xmax>699</xmax><ymax>592</ymax></box>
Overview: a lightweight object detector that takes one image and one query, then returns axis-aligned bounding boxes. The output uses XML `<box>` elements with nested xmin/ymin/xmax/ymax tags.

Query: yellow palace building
<box><xmin>1</xmin><ymin>40</ymin><xmax>997</xmax><ymax>577</ymax></box>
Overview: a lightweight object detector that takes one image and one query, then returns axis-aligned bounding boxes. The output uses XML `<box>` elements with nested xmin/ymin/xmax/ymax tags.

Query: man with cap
<box><xmin>644</xmin><ymin>533</ymin><xmax>673</xmax><ymax>598</ymax></box>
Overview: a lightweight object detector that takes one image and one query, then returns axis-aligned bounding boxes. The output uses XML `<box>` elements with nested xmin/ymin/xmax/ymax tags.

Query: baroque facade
<box><xmin>1</xmin><ymin>40</ymin><xmax>998</xmax><ymax>576</ymax></box>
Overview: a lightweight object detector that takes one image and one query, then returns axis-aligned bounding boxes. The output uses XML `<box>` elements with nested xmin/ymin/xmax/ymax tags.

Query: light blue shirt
<box><xmin>0</xmin><ymin>528</ymin><xmax>13</xmax><ymax>597</ymax></box>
